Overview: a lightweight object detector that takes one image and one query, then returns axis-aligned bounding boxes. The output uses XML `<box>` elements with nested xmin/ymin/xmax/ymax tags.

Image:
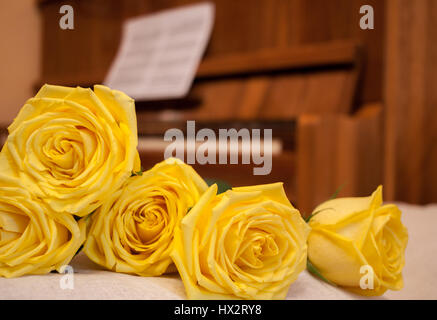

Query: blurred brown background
<box><xmin>0</xmin><ymin>0</ymin><xmax>436</xmax><ymax>214</ymax></box>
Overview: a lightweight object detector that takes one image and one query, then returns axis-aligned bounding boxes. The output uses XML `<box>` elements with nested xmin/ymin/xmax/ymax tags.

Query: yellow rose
<box><xmin>0</xmin><ymin>174</ymin><xmax>86</xmax><ymax>278</ymax></box>
<box><xmin>307</xmin><ymin>186</ymin><xmax>408</xmax><ymax>296</ymax></box>
<box><xmin>0</xmin><ymin>84</ymin><xmax>140</xmax><ymax>217</ymax></box>
<box><xmin>84</xmin><ymin>158</ymin><xmax>208</xmax><ymax>276</ymax></box>
<box><xmin>171</xmin><ymin>182</ymin><xmax>310</xmax><ymax>300</ymax></box>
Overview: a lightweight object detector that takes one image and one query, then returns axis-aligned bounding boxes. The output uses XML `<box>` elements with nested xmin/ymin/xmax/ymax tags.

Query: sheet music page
<box><xmin>104</xmin><ymin>2</ymin><xmax>214</xmax><ymax>100</ymax></box>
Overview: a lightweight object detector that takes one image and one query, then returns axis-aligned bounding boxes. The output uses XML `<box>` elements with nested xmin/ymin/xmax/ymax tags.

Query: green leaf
<box><xmin>131</xmin><ymin>166</ymin><xmax>145</xmax><ymax>177</ymax></box>
<box><xmin>305</xmin><ymin>207</ymin><xmax>332</xmax><ymax>223</ymax></box>
<box><xmin>307</xmin><ymin>259</ymin><xmax>337</xmax><ymax>287</ymax></box>
<box><xmin>329</xmin><ymin>182</ymin><xmax>347</xmax><ymax>200</ymax></box>
<box><xmin>305</xmin><ymin>183</ymin><xmax>347</xmax><ymax>223</ymax></box>
<box><xmin>204</xmin><ymin>178</ymin><xmax>232</xmax><ymax>195</ymax></box>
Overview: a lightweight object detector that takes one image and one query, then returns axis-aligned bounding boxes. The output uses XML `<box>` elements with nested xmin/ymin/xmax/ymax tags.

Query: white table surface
<box><xmin>1</xmin><ymin>203</ymin><xmax>436</xmax><ymax>300</ymax></box>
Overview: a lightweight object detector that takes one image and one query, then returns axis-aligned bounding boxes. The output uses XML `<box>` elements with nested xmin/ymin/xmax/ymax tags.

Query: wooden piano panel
<box><xmin>169</xmin><ymin>69</ymin><xmax>357</xmax><ymax>122</ymax></box>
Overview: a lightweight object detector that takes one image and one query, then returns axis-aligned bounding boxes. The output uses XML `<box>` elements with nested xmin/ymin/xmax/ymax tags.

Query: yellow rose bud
<box><xmin>307</xmin><ymin>186</ymin><xmax>408</xmax><ymax>296</ymax></box>
<box><xmin>0</xmin><ymin>174</ymin><xmax>86</xmax><ymax>278</ymax></box>
<box><xmin>0</xmin><ymin>84</ymin><xmax>140</xmax><ymax>217</ymax></box>
<box><xmin>171</xmin><ymin>182</ymin><xmax>310</xmax><ymax>300</ymax></box>
<box><xmin>84</xmin><ymin>158</ymin><xmax>208</xmax><ymax>276</ymax></box>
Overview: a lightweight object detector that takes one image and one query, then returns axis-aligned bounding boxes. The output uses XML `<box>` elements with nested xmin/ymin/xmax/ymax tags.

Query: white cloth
<box><xmin>1</xmin><ymin>203</ymin><xmax>436</xmax><ymax>300</ymax></box>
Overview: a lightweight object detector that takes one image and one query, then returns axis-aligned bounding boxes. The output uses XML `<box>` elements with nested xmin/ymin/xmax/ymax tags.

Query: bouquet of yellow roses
<box><xmin>0</xmin><ymin>85</ymin><xmax>408</xmax><ymax>300</ymax></box>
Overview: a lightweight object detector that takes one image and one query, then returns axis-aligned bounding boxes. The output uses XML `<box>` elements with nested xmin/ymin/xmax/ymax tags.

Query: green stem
<box><xmin>307</xmin><ymin>259</ymin><xmax>337</xmax><ymax>287</ymax></box>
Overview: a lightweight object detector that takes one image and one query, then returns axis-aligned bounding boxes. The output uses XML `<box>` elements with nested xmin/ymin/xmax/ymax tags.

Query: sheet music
<box><xmin>104</xmin><ymin>2</ymin><xmax>214</xmax><ymax>100</ymax></box>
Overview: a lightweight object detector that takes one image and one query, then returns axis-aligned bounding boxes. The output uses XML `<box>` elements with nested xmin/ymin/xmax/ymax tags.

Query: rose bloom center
<box><xmin>131</xmin><ymin>197</ymin><xmax>168</xmax><ymax>245</ymax></box>
<box><xmin>235</xmin><ymin>228</ymin><xmax>279</xmax><ymax>269</ymax></box>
